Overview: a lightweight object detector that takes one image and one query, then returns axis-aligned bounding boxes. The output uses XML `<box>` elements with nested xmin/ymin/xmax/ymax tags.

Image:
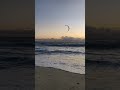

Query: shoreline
<box><xmin>35</xmin><ymin>66</ymin><xmax>85</xmax><ymax>90</ymax></box>
<box><xmin>35</xmin><ymin>65</ymin><xmax>85</xmax><ymax>74</ymax></box>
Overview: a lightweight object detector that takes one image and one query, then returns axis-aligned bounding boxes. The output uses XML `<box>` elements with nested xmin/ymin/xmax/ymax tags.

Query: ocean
<box><xmin>86</xmin><ymin>48</ymin><xmax>120</xmax><ymax>90</ymax></box>
<box><xmin>0</xmin><ymin>40</ymin><xmax>34</xmax><ymax>69</ymax></box>
<box><xmin>35</xmin><ymin>41</ymin><xmax>85</xmax><ymax>74</ymax></box>
<box><xmin>86</xmin><ymin>48</ymin><xmax>120</xmax><ymax>70</ymax></box>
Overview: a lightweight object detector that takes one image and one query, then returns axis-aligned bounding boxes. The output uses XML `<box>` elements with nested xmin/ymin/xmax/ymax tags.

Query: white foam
<box><xmin>35</xmin><ymin>54</ymin><xmax>85</xmax><ymax>74</ymax></box>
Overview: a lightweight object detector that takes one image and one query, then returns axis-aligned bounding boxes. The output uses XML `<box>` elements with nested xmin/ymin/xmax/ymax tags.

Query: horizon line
<box><xmin>35</xmin><ymin>37</ymin><xmax>85</xmax><ymax>40</ymax></box>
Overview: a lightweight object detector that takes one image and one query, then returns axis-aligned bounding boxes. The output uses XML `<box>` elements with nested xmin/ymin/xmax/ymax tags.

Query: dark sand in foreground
<box><xmin>0</xmin><ymin>66</ymin><xmax>34</xmax><ymax>90</ymax></box>
<box><xmin>86</xmin><ymin>66</ymin><xmax>120</xmax><ymax>90</ymax></box>
<box><xmin>35</xmin><ymin>66</ymin><xmax>85</xmax><ymax>90</ymax></box>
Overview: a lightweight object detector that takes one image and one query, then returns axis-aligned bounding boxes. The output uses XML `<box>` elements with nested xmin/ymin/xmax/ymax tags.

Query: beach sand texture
<box><xmin>0</xmin><ymin>66</ymin><xmax>34</xmax><ymax>90</ymax></box>
<box><xmin>35</xmin><ymin>66</ymin><xmax>85</xmax><ymax>90</ymax></box>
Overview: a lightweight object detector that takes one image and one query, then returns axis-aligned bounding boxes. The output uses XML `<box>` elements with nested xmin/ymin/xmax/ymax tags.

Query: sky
<box><xmin>0</xmin><ymin>0</ymin><xmax>34</xmax><ymax>30</ymax></box>
<box><xmin>35</xmin><ymin>0</ymin><xmax>85</xmax><ymax>39</ymax></box>
<box><xmin>86</xmin><ymin>0</ymin><xmax>120</xmax><ymax>28</ymax></box>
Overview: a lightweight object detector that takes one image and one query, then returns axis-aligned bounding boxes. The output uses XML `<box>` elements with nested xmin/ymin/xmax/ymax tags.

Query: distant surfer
<box><xmin>65</xmin><ymin>25</ymin><xmax>70</xmax><ymax>32</ymax></box>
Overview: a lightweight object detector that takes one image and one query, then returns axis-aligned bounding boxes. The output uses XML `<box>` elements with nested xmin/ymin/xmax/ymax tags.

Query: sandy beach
<box><xmin>0</xmin><ymin>66</ymin><xmax>34</xmax><ymax>90</ymax></box>
<box><xmin>35</xmin><ymin>66</ymin><xmax>85</xmax><ymax>90</ymax></box>
<box><xmin>86</xmin><ymin>64</ymin><xmax>120</xmax><ymax>90</ymax></box>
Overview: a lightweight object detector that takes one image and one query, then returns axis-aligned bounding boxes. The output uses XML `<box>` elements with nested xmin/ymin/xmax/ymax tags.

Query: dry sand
<box><xmin>86</xmin><ymin>68</ymin><xmax>120</xmax><ymax>90</ymax></box>
<box><xmin>0</xmin><ymin>66</ymin><xmax>85</xmax><ymax>90</ymax></box>
<box><xmin>35</xmin><ymin>66</ymin><xmax>85</xmax><ymax>90</ymax></box>
<box><xmin>0</xmin><ymin>66</ymin><xmax>34</xmax><ymax>90</ymax></box>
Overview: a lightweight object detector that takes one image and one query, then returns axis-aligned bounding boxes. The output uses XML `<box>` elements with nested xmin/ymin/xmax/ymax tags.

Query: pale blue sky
<box><xmin>35</xmin><ymin>0</ymin><xmax>85</xmax><ymax>39</ymax></box>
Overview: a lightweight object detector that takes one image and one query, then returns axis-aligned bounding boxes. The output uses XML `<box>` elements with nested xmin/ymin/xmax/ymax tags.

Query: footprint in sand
<box><xmin>69</xmin><ymin>86</ymin><xmax>79</xmax><ymax>90</ymax></box>
<box><xmin>69</xmin><ymin>83</ymin><xmax>80</xmax><ymax>90</ymax></box>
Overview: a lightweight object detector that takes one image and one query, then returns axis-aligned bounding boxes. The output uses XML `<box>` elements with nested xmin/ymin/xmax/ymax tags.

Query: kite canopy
<box><xmin>65</xmin><ymin>25</ymin><xmax>70</xmax><ymax>31</ymax></box>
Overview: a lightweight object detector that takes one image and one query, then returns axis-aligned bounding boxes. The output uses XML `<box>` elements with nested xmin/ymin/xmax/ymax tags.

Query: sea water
<box><xmin>35</xmin><ymin>42</ymin><xmax>85</xmax><ymax>74</ymax></box>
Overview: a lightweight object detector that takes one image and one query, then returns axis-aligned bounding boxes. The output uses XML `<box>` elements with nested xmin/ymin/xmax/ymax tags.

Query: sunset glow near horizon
<box><xmin>35</xmin><ymin>0</ymin><xmax>85</xmax><ymax>39</ymax></box>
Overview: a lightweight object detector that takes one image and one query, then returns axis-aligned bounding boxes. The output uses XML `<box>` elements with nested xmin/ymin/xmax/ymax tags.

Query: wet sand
<box><xmin>35</xmin><ymin>66</ymin><xmax>85</xmax><ymax>90</ymax></box>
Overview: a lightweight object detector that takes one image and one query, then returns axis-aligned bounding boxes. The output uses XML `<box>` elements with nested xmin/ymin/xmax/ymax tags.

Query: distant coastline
<box><xmin>36</xmin><ymin>36</ymin><xmax>85</xmax><ymax>41</ymax></box>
